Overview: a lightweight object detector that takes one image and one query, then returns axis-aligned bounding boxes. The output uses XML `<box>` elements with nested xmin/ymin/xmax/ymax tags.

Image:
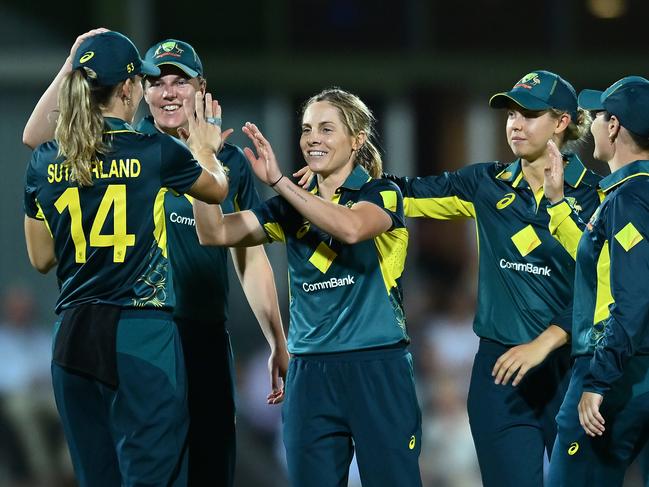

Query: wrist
<box><xmin>269</xmin><ymin>174</ymin><xmax>284</xmax><ymax>188</ymax></box>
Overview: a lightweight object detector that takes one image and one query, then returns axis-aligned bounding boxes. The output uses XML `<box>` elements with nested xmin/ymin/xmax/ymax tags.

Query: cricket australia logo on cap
<box><xmin>514</xmin><ymin>72</ymin><xmax>541</xmax><ymax>90</ymax></box>
<box><xmin>79</xmin><ymin>51</ymin><xmax>95</xmax><ymax>63</ymax></box>
<box><xmin>154</xmin><ymin>41</ymin><xmax>184</xmax><ymax>59</ymax></box>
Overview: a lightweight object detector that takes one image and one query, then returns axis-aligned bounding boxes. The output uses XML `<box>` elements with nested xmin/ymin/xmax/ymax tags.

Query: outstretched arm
<box><xmin>23</xmin><ymin>28</ymin><xmax>108</xmax><ymax>149</ymax></box>
<box><xmin>231</xmin><ymin>246</ymin><xmax>288</xmax><ymax>404</ymax></box>
<box><xmin>242</xmin><ymin>122</ymin><xmax>391</xmax><ymax>243</ymax></box>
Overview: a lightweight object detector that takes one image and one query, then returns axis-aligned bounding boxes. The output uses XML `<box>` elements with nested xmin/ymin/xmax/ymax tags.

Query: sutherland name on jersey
<box><xmin>47</xmin><ymin>158</ymin><xmax>142</xmax><ymax>183</ymax></box>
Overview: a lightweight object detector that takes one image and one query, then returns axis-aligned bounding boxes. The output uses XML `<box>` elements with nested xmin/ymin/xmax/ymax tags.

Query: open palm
<box><xmin>242</xmin><ymin>122</ymin><xmax>283</xmax><ymax>185</ymax></box>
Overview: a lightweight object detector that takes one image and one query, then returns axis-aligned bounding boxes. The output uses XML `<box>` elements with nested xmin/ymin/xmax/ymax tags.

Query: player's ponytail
<box><xmin>551</xmin><ymin>107</ymin><xmax>592</xmax><ymax>152</ymax></box>
<box><xmin>55</xmin><ymin>68</ymin><xmax>115</xmax><ymax>186</ymax></box>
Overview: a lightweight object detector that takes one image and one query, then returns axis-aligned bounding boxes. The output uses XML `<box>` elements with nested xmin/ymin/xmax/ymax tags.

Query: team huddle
<box><xmin>21</xmin><ymin>28</ymin><xmax>649</xmax><ymax>487</ymax></box>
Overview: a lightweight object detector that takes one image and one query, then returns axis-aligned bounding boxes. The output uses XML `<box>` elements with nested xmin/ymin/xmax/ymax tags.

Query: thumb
<box><xmin>177</xmin><ymin>127</ymin><xmax>189</xmax><ymax>143</ymax></box>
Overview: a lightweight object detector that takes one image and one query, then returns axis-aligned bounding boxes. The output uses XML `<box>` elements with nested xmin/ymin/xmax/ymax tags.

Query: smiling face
<box><xmin>505</xmin><ymin>104</ymin><xmax>567</xmax><ymax>161</ymax></box>
<box><xmin>143</xmin><ymin>65</ymin><xmax>204</xmax><ymax>136</ymax></box>
<box><xmin>299</xmin><ymin>101</ymin><xmax>360</xmax><ymax>178</ymax></box>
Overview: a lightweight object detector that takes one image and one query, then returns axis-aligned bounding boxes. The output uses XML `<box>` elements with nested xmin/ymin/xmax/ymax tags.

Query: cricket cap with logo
<box><xmin>578</xmin><ymin>76</ymin><xmax>649</xmax><ymax>138</ymax></box>
<box><xmin>72</xmin><ymin>31</ymin><xmax>160</xmax><ymax>86</ymax></box>
<box><xmin>489</xmin><ymin>70</ymin><xmax>578</xmax><ymax>121</ymax></box>
<box><xmin>144</xmin><ymin>39</ymin><xmax>203</xmax><ymax>78</ymax></box>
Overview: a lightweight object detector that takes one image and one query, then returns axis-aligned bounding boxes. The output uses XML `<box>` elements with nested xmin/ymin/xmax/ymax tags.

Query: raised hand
<box><xmin>544</xmin><ymin>140</ymin><xmax>566</xmax><ymax>204</ymax></box>
<box><xmin>180</xmin><ymin>92</ymin><xmax>223</xmax><ymax>156</ymax></box>
<box><xmin>242</xmin><ymin>122</ymin><xmax>283</xmax><ymax>186</ymax></box>
<box><xmin>69</xmin><ymin>28</ymin><xmax>109</xmax><ymax>63</ymax></box>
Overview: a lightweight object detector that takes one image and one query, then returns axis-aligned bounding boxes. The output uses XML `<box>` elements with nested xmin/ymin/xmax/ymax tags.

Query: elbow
<box><xmin>338</xmin><ymin>230</ymin><xmax>362</xmax><ymax>245</ymax></box>
<box><xmin>30</xmin><ymin>257</ymin><xmax>55</xmax><ymax>274</ymax></box>
<box><xmin>22</xmin><ymin>132</ymin><xmax>37</xmax><ymax>150</ymax></box>
<box><xmin>196</xmin><ymin>229</ymin><xmax>221</xmax><ymax>247</ymax></box>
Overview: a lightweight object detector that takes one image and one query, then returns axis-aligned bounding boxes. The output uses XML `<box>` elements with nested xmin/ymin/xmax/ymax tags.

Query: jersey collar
<box><xmin>496</xmin><ymin>152</ymin><xmax>587</xmax><ymax>189</ymax></box>
<box><xmin>135</xmin><ymin>115</ymin><xmax>159</xmax><ymax>135</ymax></box>
<box><xmin>104</xmin><ymin>117</ymin><xmax>137</xmax><ymax>134</ymax></box>
<box><xmin>308</xmin><ymin>164</ymin><xmax>372</xmax><ymax>194</ymax></box>
<box><xmin>599</xmin><ymin>160</ymin><xmax>649</xmax><ymax>193</ymax></box>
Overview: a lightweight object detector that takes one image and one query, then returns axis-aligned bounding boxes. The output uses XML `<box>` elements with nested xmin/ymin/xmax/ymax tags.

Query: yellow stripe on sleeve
<box><xmin>403</xmin><ymin>196</ymin><xmax>475</xmax><ymax>219</ymax></box>
<box><xmin>547</xmin><ymin>200</ymin><xmax>582</xmax><ymax>260</ymax></box>
<box><xmin>153</xmin><ymin>188</ymin><xmax>169</xmax><ymax>257</ymax></box>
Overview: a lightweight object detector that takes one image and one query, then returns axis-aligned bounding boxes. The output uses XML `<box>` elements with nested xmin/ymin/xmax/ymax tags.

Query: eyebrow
<box><xmin>302</xmin><ymin>121</ymin><xmax>336</xmax><ymax>127</ymax></box>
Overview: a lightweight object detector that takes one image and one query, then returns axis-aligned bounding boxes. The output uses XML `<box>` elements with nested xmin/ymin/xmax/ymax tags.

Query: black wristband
<box><xmin>269</xmin><ymin>174</ymin><xmax>284</xmax><ymax>187</ymax></box>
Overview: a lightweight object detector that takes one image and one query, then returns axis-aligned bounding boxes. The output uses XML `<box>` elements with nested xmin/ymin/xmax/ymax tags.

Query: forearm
<box><xmin>23</xmin><ymin>61</ymin><xmax>72</xmax><ymax>149</ymax></box>
<box><xmin>271</xmin><ymin>177</ymin><xmax>381</xmax><ymax>243</ymax></box>
<box><xmin>533</xmin><ymin>324</ymin><xmax>569</xmax><ymax>354</ymax></box>
<box><xmin>232</xmin><ymin>246</ymin><xmax>286</xmax><ymax>351</ymax></box>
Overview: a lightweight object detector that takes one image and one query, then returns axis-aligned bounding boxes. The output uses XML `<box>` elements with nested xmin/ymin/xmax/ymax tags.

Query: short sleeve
<box><xmin>159</xmin><ymin>136</ymin><xmax>202</xmax><ymax>194</ymax></box>
<box><xmin>357</xmin><ymin>178</ymin><xmax>406</xmax><ymax>230</ymax></box>
<box><xmin>250</xmin><ymin>196</ymin><xmax>289</xmax><ymax>243</ymax></box>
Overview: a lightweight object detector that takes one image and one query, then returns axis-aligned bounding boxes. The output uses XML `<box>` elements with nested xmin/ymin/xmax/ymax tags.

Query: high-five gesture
<box><xmin>242</xmin><ymin>122</ymin><xmax>284</xmax><ymax>186</ymax></box>
<box><xmin>180</xmin><ymin>91</ymin><xmax>223</xmax><ymax>157</ymax></box>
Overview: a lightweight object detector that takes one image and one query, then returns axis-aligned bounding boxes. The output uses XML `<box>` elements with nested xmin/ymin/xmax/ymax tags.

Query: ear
<box><xmin>554</xmin><ymin>113</ymin><xmax>571</xmax><ymax>134</ymax></box>
<box><xmin>352</xmin><ymin>131</ymin><xmax>367</xmax><ymax>151</ymax></box>
<box><xmin>121</xmin><ymin>78</ymin><xmax>133</xmax><ymax>99</ymax></box>
<box><xmin>608</xmin><ymin>116</ymin><xmax>621</xmax><ymax>142</ymax></box>
<box><xmin>199</xmin><ymin>78</ymin><xmax>207</xmax><ymax>95</ymax></box>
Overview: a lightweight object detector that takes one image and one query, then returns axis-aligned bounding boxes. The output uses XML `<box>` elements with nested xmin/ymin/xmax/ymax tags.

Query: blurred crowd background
<box><xmin>1</xmin><ymin>0</ymin><xmax>648</xmax><ymax>485</ymax></box>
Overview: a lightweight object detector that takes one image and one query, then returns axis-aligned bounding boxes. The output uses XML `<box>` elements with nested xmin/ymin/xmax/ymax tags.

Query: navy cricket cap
<box><xmin>144</xmin><ymin>39</ymin><xmax>203</xmax><ymax>78</ymax></box>
<box><xmin>578</xmin><ymin>76</ymin><xmax>649</xmax><ymax>138</ymax></box>
<box><xmin>489</xmin><ymin>70</ymin><xmax>578</xmax><ymax>121</ymax></box>
<box><xmin>72</xmin><ymin>31</ymin><xmax>159</xmax><ymax>86</ymax></box>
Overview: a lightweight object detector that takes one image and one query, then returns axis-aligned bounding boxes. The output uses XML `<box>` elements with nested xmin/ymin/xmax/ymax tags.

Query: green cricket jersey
<box><xmin>564</xmin><ymin>160</ymin><xmax>649</xmax><ymax>394</ymax></box>
<box><xmin>251</xmin><ymin>165</ymin><xmax>409</xmax><ymax>354</ymax></box>
<box><xmin>23</xmin><ymin>118</ymin><xmax>202</xmax><ymax>314</ymax></box>
<box><xmin>389</xmin><ymin>154</ymin><xmax>601</xmax><ymax>345</ymax></box>
<box><xmin>136</xmin><ymin>116</ymin><xmax>260</xmax><ymax>322</ymax></box>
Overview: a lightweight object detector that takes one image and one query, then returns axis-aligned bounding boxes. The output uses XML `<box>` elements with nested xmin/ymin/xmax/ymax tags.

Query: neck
<box><xmin>317</xmin><ymin>165</ymin><xmax>354</xmax><ymax>200</ymax></box>
<box><xmin>521</xmin><ymin>156</ymin><xmax>548</xmax><ymax>192</ymax></box>
<box><xmin>102</xmin><ymin>105</ymin><xmax>132</xmax><ymax>124</ymax></box>
<box><xmin>608</xmin><ymin>147</ymin><xmax>649</xmax><ymax>173</ymax></box>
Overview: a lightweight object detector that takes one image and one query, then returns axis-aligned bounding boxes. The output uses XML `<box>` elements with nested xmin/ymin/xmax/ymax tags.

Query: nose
<box><xmin>162</xmin><ymin>84</ymin><xmax>176</xmax><ymax>99</ymax></box>
<box><xmin>509</xmin><ymin>112</ymin><xmax>523</xmax><ymax>130</ymax></box>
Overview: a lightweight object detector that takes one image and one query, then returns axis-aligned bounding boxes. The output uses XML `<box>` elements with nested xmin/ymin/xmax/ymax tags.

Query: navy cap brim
<box><xmin>577</xmin><ymin>89</ymin><xmax>604</xmax><ymax>111</ymax></box>
<box><xmin>140</xmin><ymin>60</ymin><xmax>161</xmax><ymax>77</ymax></box>
<box><xmin>489</xmin><ymin>91</ymin><xmax>552</xmax><ymax>111</ymax></box>
<box><xmin>153</xmin><ymin>61</ymin><xmax>199</xmax><ymax>79</ymax></box>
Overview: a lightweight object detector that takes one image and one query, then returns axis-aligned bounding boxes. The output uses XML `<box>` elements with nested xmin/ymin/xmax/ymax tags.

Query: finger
<box><xmin>221</xmin><ymin>128</ymin><xmax>234</xmax><ymax>147</ymax></box>
<box><xmin>204</xmin><ymin>92</ymin><xmax>213</xmax><ymax>119</ymax></box>
<box><xmin>182</xmin><ymin>98</ymin><xmax>196</xmax><ymax>131</ymax></box>
<box><xmin>298</xmin><ymin>171</ymin><xmax>311</xmax><ymax>188</ymax></box>
<box><xmin>177</xmin><ymin>127</ymin><xmax>189</xmax><ymax>143</ymax></box>
<box><xmin>500</xmin><ymin>362</ymin><xmax>520</xmax><ymax>386</ymax></box>
<box><xmin>242</xmin><ymin>146</ymin><xmax>258</xmax><ymax>165</ymax></box>
<box><xmin>212</xmin><ymin>98</ymin><xmax>222</xmax><ymax>118</ymax></box>
<box><xmin>194</xmin><ymin>91</ymin><xmax>205</xmax><ymax>121</ymax></box>
<box><xmin>293</xmin><ymin>166</ymin><xmax>308</xmax><ymax>177</ymax></box>
<box><xmin>511</xmin><ymin>364</ymin><xmax>530</xmax><ymax>387</ymax></box>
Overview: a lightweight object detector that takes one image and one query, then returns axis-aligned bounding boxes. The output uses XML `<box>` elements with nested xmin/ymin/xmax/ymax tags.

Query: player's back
<box><xmin>24</xmin><ymin>119</ymin><xmax>202</xmax><ymax>313</ymax></box>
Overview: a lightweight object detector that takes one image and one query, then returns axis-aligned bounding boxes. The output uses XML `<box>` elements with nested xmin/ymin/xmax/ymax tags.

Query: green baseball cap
<box><xmin>489</xmin><ymin>70</ymin><xmax>578</xmax><ymax>121</ymax></box>
<box><xmin>72</xmin><ymin>31</ymin><xmax>160</xmax><ymax>86</ymax></box>
<box><xmin>578</xmin><ymin>76</ymin><xmax>649</xmax><ymax>138</ymax></box>
<box><xmin>144</xmin><ymin>39</ymin><xmax>203</xmax><ymax>78</ymax></box>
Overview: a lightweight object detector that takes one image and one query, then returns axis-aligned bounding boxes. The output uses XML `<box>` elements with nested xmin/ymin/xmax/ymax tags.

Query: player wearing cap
<box><xmin>545</xmin><ymin>76</ymin><xmax>649</xmax><ymax>486</ymax></box>
<box><xmin>139</xmin><ymin>39</ymin><xmax>288</xmax><ymax>486</ymax></box>
<box><xmin>22</xmin><ymin>30</ymin><xmax>229</xmax><ymax>486</ymax></box>
<box><xmin>383</xmin><ymin>71</ymin><xmax>602</xmax><ymax>486</ymax></box>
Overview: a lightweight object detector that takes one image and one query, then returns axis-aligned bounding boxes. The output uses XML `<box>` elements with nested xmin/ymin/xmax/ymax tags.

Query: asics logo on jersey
<box><xmin>568</xmin><ymin>442</ymin><xmax>579</xmax><ymax>455</ymax></box>
<box><xmin>302</xmin><ymin>275</ymin><xmax>355</xmax><ymax>293</ymax></box>
<box><xmin>169</xmin><ymin>212</ymin><xmax>195</xmax><ymax>226</ymax></box>
<box><xmin>499</xmin><ymin>259</ymin><xmax>551</xmax><ymax>276</ymax></box>
<box><xmin>496</xmin><ymin>193</ymin><xmax>516</xmax><ymax>210</ymax></box>
<box><xmin>409</xmin><ymin>436</ymin><xmax>416</xmax><ymax>450</ymax></box>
